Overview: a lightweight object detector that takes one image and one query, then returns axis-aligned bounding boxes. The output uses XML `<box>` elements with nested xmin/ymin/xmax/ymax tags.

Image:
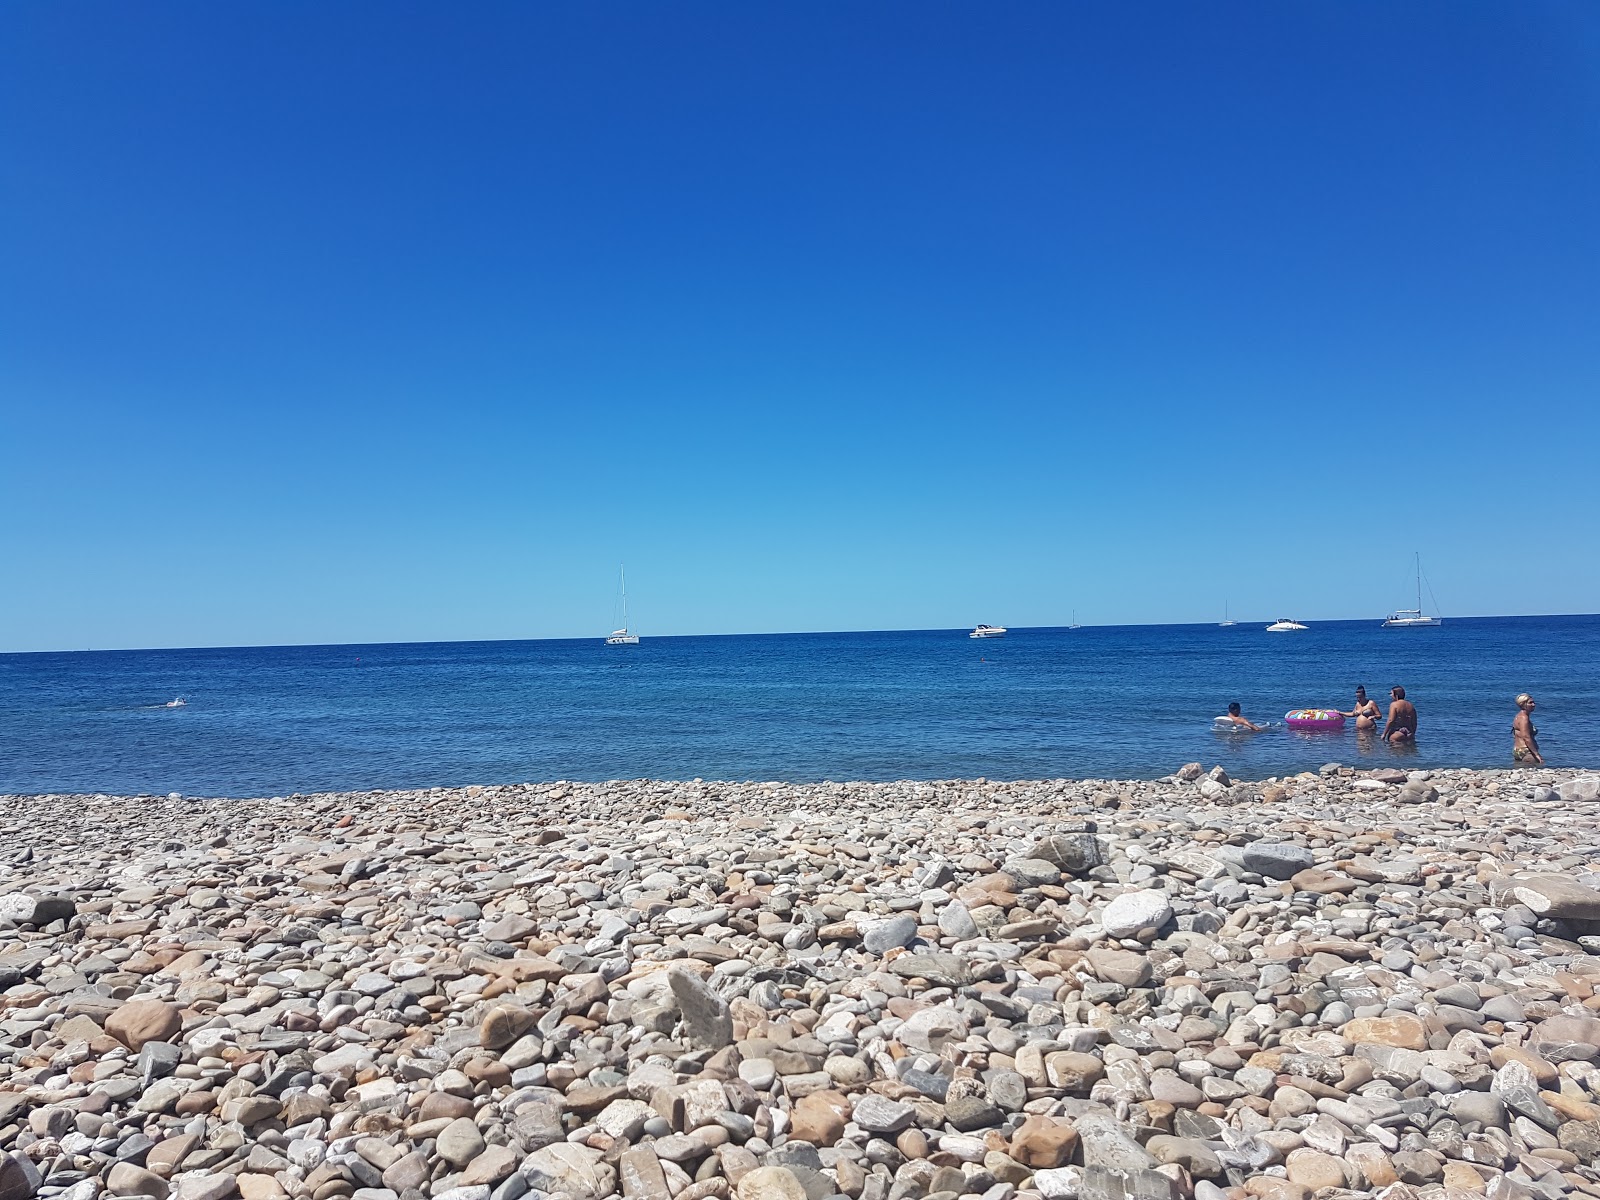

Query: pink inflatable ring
<box><xmin>1285</xmin><ymin>708</ymin><xmax>1346</xmax><ymax>730</ymax></box>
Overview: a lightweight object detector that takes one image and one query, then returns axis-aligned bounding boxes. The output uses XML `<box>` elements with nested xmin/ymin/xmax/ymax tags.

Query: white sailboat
<box><xmin>1069</xmin><ymin>610</ymin><xmax>1081</xmax><ymax>630</ymax></box>
<box><xmin>605</xmin><ymin>566</ymin><xmax>640</xmax><ymax>645</ymax></box>
<box><xmin>1383</xmin><ymin>553</ymin><xmax>1442</xmax><ymax>627</ymax></box>
<box><xmin>1219</xmin><ymin>603</ymin><xmax>1236</xmax><ymax>628</ymax></box>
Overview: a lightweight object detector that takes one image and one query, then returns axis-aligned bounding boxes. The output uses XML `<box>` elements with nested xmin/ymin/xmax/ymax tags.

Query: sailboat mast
<box><xmin>1415</xmin><ymin>552</ymin><xmax>1421</xmax><ymax>613</ymax></box>
<box><xmin>621</xmin><ymin>565</ymin><xmax>627</xmax><ymax>625</ymax></box>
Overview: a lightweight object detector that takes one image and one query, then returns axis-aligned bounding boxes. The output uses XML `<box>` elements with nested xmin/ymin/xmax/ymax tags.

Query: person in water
<box><xmin>1513</xmin><ymin>693</ymin><xmax>1543</xmax><ymax>764</ymax></box>
<box><xmin>1384</xmin><ymin>686</ymin><xmax>1417</xmax><ymax>743</ymax></box>
<box><xmin>1223</xmin><ymin>701</ymin><xmax>1266</xmax><ymax>731</ymax></box>
<box><xmin>1339</xmin><ymin>685</ymin><xmax>1383</xmax><ymax>732</ymax></box>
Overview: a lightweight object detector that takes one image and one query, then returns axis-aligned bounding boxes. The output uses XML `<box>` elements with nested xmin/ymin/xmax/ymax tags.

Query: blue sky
<box><xmin>3</xmin><ymin>4</ymin><xmax>1598</xmax><ymax>651</ymax></box>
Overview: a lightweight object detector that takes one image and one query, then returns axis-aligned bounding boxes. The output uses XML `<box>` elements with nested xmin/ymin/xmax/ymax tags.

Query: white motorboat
<box><xmin>1266</xmin><ymin>618</ymin><xmax>1308</xmax><ymax>632</ymax></box>
<box><xmin>604</xmin><ymin>566</ymin><xmax>641</xmax><ymax>645</ymax></box>
<box><xmin>1383</xmin><ymin>554</ymin><xmax>1443</xmax><ymax>627</ymax></box>
<box><xmin>969</xmin><ymin>624</ymin><xmax>1006</xmax><ymax>639</ymax></box>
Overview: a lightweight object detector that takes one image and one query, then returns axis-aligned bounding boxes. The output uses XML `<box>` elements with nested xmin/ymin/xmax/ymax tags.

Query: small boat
<box><xmin>1383</xmin><ymin>553</ymin><xmax>1443</xmax><ymax>627</ymax></box>
<box><xmin>1219</xmin><ymin>602</ymin><xmax>1236</xmax><ymax>628</ymax></box>
<box><xmin>1266</xmin><ymin>618</ymin><xmax>1308</xmax><ymax>632</ymax></box>
<box><xmin>969</xmin><ymin>624</ymin><xmax>1007</xmax><ymax>639</ymax></box>
<box><xmin>1068</xmin><ymin>610</ymin><xmax>1081</xmax><ymax>630</ymax></box>
<box><xmin>604</xmin><ymin>566</ymin><xmax>641</xmax><ymax>645</ymax></box>
<box><xmin>1383</xmin><ymin>611</ymin><xmax>1441</xmax><ymax>628</ymax></box>
<box><xmin>164</xmin><ymin>697</ymin><xmax>187</xmax><ymax>708</ymax></box>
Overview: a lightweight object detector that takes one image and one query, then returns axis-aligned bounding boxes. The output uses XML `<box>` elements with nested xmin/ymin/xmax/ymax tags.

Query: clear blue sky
<box><xmin>4</xmin><ymin>4</ymin><xmax>1598</xmax><ymax>651</ymax></box>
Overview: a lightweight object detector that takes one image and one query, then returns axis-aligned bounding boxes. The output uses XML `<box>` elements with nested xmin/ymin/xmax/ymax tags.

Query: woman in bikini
<box><xmin>1339</xmin><ymin>685</ymin><xmax>1383</xmax><ymax>732</ymax></box>
<box><xmin>1513</xmin><ymin>694</ymin><xmax>1543</xmax><ymax>764</ymax></box>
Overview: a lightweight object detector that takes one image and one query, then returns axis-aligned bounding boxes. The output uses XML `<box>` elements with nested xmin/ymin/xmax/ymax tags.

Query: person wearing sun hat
<box><xmin>1513</xmin><ymin>694</ymin><xmax>1543</xmax><ymax>764</ymax></box>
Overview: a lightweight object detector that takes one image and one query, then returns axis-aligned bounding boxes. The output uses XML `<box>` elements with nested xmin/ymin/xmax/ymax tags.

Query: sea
<box><xmin>1</xmin><ymin>616</ymin><xmax>1597</xmax><ymax>797</ymax></box>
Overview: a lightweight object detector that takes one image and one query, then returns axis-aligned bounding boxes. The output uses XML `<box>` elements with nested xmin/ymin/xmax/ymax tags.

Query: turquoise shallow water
<box><xmin>1</xmin><ymin>616</ymin><xmax>1596</xmax><ymax>796</ymax></box>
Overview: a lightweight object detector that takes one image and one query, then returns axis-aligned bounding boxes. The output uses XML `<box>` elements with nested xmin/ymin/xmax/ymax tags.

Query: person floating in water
<box><xmin>1384</xmin><ymin>686</ymin><xmax>1417</xmax><ymax>744</ymax></box>
<box><xmin>1339</xmin><ymin>685</ymin><xmax>1383</xmax><ymax>732</ymax></box>
<box><xmin>1513</xmin><ymin>693</ymin><xmax>1543</xmax><ymax>764</ymax></box>
<box><xmin>1223</xmin><ymin>701</ymin><xmax>1266</xmax><ymax>731</ymax></box>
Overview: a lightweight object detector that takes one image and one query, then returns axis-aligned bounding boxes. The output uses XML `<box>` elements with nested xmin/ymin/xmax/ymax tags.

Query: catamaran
<box><xmin>605</xmin><ymin>566</ymin><xmax>640</xmax><ymax>645</ymax></box>
<box><xmin>1383</xmin><ymin>554</ymin><xmax>1442</xmax><ymax>627</ymax></box>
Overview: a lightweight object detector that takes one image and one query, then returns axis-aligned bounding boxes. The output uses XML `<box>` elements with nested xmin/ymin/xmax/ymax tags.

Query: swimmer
<box><xmin>1384</xmin><ymin>686</ymin><xmax>1417</xmax><ymax>744</ymax></box>
<box><xmin>1513</xmin><ymin>693</ymin><xmax>1543</xmax><ymax>764</ymax></box>
<box><xmin>1222</xmin><ymin>701</ymin><xmax>1266</xmax><ymax>732</ymax></box>
<box><xmin>1338</xmin><ymin>685</ymin><xmax>1383</xmax><ymax>732</ymax></box>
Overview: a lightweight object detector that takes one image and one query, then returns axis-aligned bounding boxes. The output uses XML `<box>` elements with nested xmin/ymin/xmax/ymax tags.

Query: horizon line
<box><xmin>4</xmin><ymin>610</ymin><xmax>1596</xmax><ymax>657</ymax></box>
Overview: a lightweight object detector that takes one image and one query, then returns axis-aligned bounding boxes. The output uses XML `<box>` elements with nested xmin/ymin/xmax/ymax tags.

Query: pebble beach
<box><xmin>4</xmin><ymin>765</ymin><xmax>1600</xmax><ymax>1200</ymax></box>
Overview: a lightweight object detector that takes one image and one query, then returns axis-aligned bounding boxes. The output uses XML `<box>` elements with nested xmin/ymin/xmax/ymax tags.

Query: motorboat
<box><xmin>604</xmin><ymin>566</ymin><xmax>641</xmax><ymax>645</ymax></box>
<box><xmin>164</xmin><ymin>697</ymin><xmax>187</xmax><ymax>708</ymax></box>
<box><xmin>1383</xmin><ymin>553</ymin><xmax>1443</xmax><ymax>627</ymax></box>
<box><xmin>969</xmin><ymin>625</ymin><xmax>1006</xmax><ymax>639</ymax></box>
<box><xmin>1266</xmin><ymin>618</ymin><xmax>1308</xmax><ymax>632</ymax></box>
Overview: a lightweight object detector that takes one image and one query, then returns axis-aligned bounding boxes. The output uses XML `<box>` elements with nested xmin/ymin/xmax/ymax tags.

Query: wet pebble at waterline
<box><xmin>1</xmin><ymin>766</ymin><xmax>1600</xmax><ymax>1200</ymax></box>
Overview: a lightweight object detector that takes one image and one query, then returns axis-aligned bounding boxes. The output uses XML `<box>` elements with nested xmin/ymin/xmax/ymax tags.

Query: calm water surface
<box><xmin>1</xmin><ymin>617</ymin><xmax>1596</xmax><ymax>796</ymax></box>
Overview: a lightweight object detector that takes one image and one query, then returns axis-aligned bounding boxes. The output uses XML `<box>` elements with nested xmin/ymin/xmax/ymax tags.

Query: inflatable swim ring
<box><xmin>1285</xmin><ymin>708</ymin><xmax>1345</xmax><ymax>730</ymax></box>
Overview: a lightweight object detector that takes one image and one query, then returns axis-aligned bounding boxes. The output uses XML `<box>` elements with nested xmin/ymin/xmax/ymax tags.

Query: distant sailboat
<box><xmin>605</xmin><ymin>566</ymin><xmax>640</xmax><ymax>645</ymax></box>
<box><xmin>1219</xmin><ymin>603</ymin><xmax>1236</xmax><ymax>628</ymax></box>
<box><xmin>1069</xmin><ymin>610</ymin><xmax>1081</xmax><ymax>630</ymax></box>
<box><xmin>1383</xmin><ymin>553</ymin><xmax>1442</xmax><ymax>627</ymax></box>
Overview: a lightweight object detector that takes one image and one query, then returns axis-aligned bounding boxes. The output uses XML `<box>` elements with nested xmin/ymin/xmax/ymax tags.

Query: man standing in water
<box><xmin>1385</xmin><ymin>686</ymin><xmax>1417</xmax><ymax>744</ymax></box>
<box><xmin>1513</xmin><ymin>694</ymin><xmax>1543</xmax><ymax>764</ymax></box>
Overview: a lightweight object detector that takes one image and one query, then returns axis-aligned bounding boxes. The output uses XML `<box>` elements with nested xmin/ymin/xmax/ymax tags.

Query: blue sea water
<box><xmin>1</xmin><ymin>616</ymin><xmax>1597</xmax><ymax>797</ymax></box>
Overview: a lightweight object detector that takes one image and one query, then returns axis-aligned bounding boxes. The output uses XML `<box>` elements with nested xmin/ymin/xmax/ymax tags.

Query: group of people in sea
<box><xmin>1221</xmin><ymin>687</ymin><xmax>1544</xmax><ymax>764</ymax></box>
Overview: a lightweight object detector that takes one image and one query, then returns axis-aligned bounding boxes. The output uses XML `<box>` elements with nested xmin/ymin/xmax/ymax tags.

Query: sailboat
<box><xmin>1383</xmin><ymin>553</ymin><xmax>1442</xmax><ymax>627</ymax></box>
<box><xmin>1219</xmin><ymin>603</ymin><xmax>1236</xmax><ymax>628</ymax></box>
<box><xmin>1069</xmin><ymin>610</ymin><xmax>1081</xmax><ymax>630</ymax></box>
<box><xmin>605</xmin><ymin>566</ymin><xmax>640</xmax><ymax>645</ymax></box>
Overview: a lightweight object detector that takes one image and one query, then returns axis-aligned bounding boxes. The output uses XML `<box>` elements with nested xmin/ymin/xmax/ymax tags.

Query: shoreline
<box><xmin>2</xmin><ymin>765</ymin><xmax>1600</xmax><ymax>1200</ymax></box>
<box><xmin>4</xmin><ymin>761</ymin><xmax>1595</xmax><ymax>806</ymax></box>
<box><xmin>6</xmin><ymin>761</ymin><xmax>1593</xmax><ymax>809</ymax></box>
